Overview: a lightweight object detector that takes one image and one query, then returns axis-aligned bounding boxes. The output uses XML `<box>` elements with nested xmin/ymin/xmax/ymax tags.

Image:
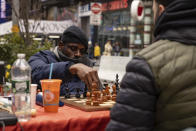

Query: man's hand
<box><xmin>69</xmin><ymin>63</ymin><xmax>99</xmax><ymax>89</ymax></box>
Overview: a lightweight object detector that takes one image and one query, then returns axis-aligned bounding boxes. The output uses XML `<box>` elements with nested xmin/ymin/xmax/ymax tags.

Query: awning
<box><xmin>0</xmin><ymin>19</ymin><xmax>76</xmax><ymax>36</ymax></box>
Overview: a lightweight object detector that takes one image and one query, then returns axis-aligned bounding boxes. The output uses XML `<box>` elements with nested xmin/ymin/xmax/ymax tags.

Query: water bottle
<box><xmin>11</xmin><ymin>53</ymin><xmax>31</xmax><ymax>122</ymax></box>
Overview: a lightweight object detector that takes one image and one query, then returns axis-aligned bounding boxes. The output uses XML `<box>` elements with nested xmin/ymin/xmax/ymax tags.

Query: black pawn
<box><xmin>83</xmin><ymin>85</ymin><xmax>87</xmax><ymax>98</ymax></box>
<box><xmin>103</xmin><ymin>80</ymin><xmax>108</xmax><ymax>90</ymax></box>
<box><xmin>75</xmin><ymin>88</ymin><xmax>81</xmax><ymax>98</ymax></box>
<box><xmin>65</xmin><ymin>88</ymin><xmax>70</xmax><ymax>98</ymax></box>
<box><xmin>115</xmin><ymin>74</ymin><xmax>120</xmax><ymax>93</ymax></box>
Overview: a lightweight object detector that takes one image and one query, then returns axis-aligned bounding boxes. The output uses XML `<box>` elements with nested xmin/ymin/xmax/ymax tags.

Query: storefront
<box><xmin>0</xmin><ymin>20</ymin><xmax>76</xmax><ymax>46</ymax></box>
<box><xmin>78</xmin><ymin>0</ymin><xmax>153</xmax><ymax>56</ymax></box>
<box><xmin>98</xmin><ymin>0</ymin><xmax>130</xmax><ymax>55</ymax></box>
<box><xmin>98</xmin><ymin>0</ymin><xmax>153</xmax><ymax>56</ymax></box>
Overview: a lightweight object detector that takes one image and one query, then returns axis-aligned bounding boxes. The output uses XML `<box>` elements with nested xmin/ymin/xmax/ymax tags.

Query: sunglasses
<box><xmin>67</xmin><ymin>45</ymin><xmax>86</xmax><ymax>55</ymax></box>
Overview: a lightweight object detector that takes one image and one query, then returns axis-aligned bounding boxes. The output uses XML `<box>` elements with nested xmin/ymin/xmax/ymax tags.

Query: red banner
<box><xmin>102</xmin><ymin>0</ymin><xmax>128</xmax><ymax>11</ymax></box>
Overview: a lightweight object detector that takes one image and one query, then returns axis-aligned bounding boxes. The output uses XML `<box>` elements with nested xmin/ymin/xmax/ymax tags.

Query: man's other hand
<box><xmin>69</xmin><ymin>63</ymin><xmax>99</xmax><ymax>89</ymax></box>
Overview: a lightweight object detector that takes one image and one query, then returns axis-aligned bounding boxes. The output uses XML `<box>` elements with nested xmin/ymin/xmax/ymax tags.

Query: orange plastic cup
<box><xmin>40</xmin><ymin>79</ymin><xmax>62</xmax><ymax>113</ymax></box>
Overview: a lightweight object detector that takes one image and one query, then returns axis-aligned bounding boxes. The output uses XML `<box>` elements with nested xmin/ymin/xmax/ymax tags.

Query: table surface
<box><xmin>3</xmin><ymin>105</ymin><xmax>110</xmax><ymax>131</ymax></box>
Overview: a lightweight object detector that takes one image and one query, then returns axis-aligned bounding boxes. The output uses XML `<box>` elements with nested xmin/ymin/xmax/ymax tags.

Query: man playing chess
<box><xmin>29</xmin><ymin>26</ymin><xmax>99</xmax><ymax>96</ymax></box>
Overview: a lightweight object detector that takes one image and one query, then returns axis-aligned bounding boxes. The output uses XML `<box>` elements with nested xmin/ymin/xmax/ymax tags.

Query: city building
<box><xmin>0</xmin><ymin>0</ymin><xmax>77</xmax><ymax>45</ymax></box>
<box><xmin>78</xmin><ymin>0</ymin><xmax>153</xmax><ymax>56</ymax></box>
<box><xmin>0</xmin><ymin>0</ymin><xmax>153</xmax><ymax>56</ymax></box>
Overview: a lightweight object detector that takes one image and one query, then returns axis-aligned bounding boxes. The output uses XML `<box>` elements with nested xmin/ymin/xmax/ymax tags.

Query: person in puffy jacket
<box><xmin>106</xmin><ymin>0</ymin><xmax>196</xmax><ymax>130</ymax></box>
<box><xmin>29</xmin><ymin>26</ymin><xmax>99</xmax><ymax>96</ymax></box>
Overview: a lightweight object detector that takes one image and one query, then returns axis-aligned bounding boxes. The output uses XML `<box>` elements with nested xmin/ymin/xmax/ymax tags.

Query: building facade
<box><xmin>37</xmin><ymin>0</ymin><xmax>153</xmax><ymax>56</ymax></box>
<box><xmin>0</xmin><ymin>0</ymin><xmax>153</xmax><ymax>56</ymax></box>
<box><xmin>82</xmin><ymin>0</ymin><xmax>153</xmax><ymax>56</ymax></box>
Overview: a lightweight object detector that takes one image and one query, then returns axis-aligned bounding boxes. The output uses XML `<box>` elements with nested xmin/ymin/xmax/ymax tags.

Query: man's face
<box><xmin>60</xmin><ymin>43</ymin><xmax>86</xmax><ymax>59</ymax></box>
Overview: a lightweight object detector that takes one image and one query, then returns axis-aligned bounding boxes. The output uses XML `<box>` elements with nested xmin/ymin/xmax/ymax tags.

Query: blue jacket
<box><xmin>28</xmin><ymin>50</ymin><xmax>86</xmax><ymax>96</ymax></box>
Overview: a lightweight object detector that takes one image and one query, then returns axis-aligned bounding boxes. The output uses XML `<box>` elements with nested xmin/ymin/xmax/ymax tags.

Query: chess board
<box><xmin>60</xmin><ymin>97</ymin><xmax>116</xmax><ymax>112</ymax></box>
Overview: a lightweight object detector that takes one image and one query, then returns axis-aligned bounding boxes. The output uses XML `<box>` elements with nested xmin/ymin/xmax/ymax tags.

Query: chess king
<box><xmin>29</xmin><ymin>25</ymin><xmax>99</xmax><ymax>96</ymax></box>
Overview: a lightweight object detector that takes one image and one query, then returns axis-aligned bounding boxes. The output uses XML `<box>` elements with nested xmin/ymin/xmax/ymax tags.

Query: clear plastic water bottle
<box><xmin>11</xmin><ymin>53</ymin><xmax>31</xmax><ymax>122</ymax></box>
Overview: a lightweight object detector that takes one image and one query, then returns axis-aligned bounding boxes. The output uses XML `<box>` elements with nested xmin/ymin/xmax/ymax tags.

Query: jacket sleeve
<box><xmin>106</xmin><ymin>56</ymin><xmax>157</xmax><ymax>131</ymax></box>
<box><xmin>28</xmin><ymin>52</ymin><xmax>73</xmax><ymax>85</ymax></box>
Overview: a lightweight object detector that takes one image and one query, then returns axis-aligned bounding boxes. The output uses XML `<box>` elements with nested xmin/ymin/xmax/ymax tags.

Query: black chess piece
<box><xmin>103</xmin><ymin>80</ymin><xmax>108</xmax><ymax>90</ymax></box>
<box><xmin>83</xmin><ymin>85</ymin><xmax>87</xmax><ymax>98</ymax></box>
<box><xmin>115</xmin><ymin>74</ymin><xmax>120</xmax><ymax>94</ymax></box>
<box><xmin>75</xmin><ymin>88</ymin><xmax>81</xmax><ymax>98</ymax></box>
<box><xmin>64</xmin><ymin>88</ymin><xmax>70</xmax><ymax>98</ymax></box>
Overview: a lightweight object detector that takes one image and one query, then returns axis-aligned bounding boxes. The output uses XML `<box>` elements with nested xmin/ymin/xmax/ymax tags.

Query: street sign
<box><xmin>90</xmin><ymin>3</ymin><xmax>102</xmax><ymax>25</ymax></box>
<box><xmin>91</xmin><ymin>3</ymin><xmax>102</xmax><ymax>15</ymax></box>
<box><xmin>131</xmin><ymin>0</ymin><xmax>144</xmax><ymax>21</ymax></box>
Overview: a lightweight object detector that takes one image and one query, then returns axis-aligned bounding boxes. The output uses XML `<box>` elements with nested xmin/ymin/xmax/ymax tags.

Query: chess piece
<box><xmin>91</xmin><ymin>82</ymin><xmax>98</xmax><ymax>91</ymax></box>
<box><xmin>83</xmin><ymin>85</ymin><xmax>88</xmax><ymax>98</ymax></box>
<box><xmin>102</xmin><ymin>89</ymin><xmax>107</xmax><ymax>102</ymax></box>
<box><xmin>115</xmin><ymin>74</ymin><xmax>120</xmax><ymax>94</ymax></box>
<box><xmin>64</xmin><ymin>88</ymin><xmax>70</xmax><ymax>98</ymax></box>
<box><xmin>112</xmin><ymin>84</ymin><xmax>117</xmax><ymax>101</ymax></box>
<box><xmin>103</xmin><ymin>81</ymin><xmax>108</xmax><ymax>90</ymax></box>
<box><xmin>97</xmin><ymin>91</ymin><xmax>102</xmax><ymax>104</ymax></box>
<box><xmin>91</xmin><ymin>92</ymin><xmax>95</xmax><ymax>101</ymax></box>
<box><xmin>105</xmin><ymin>85</ymin><xmax>111</xmax><ymax>100</ymax></box>
<box><xmin>92</xmin><ymin>91</ymin><xmax>99</xmax><ymax>106</ymax></box>
<box><xmin>90</xmin><ymin>82</ymin><xmax>100</xmax><ymax>106</ymax></box>
<box><xmin>75</xmin><ymin>88</ymin><xmax>81</xmax><ymax>98</ymax></box>
<box><xmin>86</xmin><ymin>92</ymin><xmax>91</xmax><ymax>105</ymax></box>
<box><xmin>91</xmin><ymin>82</ymin><xmax>97</xmax><ymax>102</ymax></box>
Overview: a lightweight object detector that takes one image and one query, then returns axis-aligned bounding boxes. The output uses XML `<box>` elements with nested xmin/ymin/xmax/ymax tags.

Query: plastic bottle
<box><xmin>11</xmin><ymin>53</ymin><xmax>31</xmax><ymax>122</ymax></box>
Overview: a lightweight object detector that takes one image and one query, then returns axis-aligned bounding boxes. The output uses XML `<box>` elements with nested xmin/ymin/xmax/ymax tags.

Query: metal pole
<box><xmin>129</xmin><ymin>18</ymin><xmax>136</xmax><ymax>57</ymax></box>
<box><xmin>143</xmin><ymin>1</ymin><xmax>152</xmax><ymax>47</ymax></box>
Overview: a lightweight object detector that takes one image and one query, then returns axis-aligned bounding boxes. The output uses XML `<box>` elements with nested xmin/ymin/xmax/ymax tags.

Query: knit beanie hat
<box><xmin>61</xmin><ymin>25</ymin><xmax>88</xmax><ymax>50</ymax></box>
